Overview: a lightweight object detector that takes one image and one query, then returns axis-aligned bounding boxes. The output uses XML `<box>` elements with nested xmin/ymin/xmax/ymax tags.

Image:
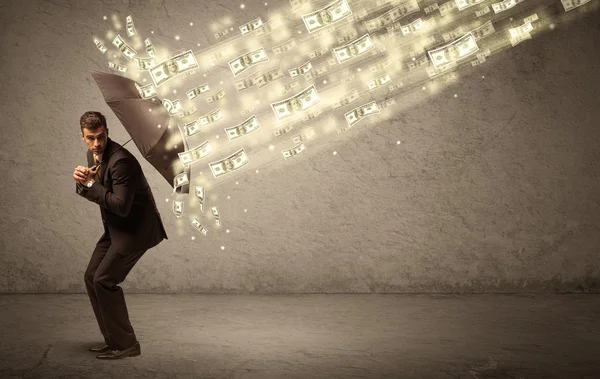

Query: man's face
<box><xmin>81</xmin><ymin>126</ymin><xmax>108</xmax><ymax>154</ymax></box>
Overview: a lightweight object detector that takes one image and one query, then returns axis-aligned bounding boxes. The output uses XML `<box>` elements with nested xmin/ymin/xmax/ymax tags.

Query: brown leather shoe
<box><xmin>96</xmin><ymin>341</ymin><xmax>141</xmax><ymax>360</ymax></box>
<box><xmin>88</xmin><ymin>344</ymin><xmax>110</xmax><ymax>353</ymax></box>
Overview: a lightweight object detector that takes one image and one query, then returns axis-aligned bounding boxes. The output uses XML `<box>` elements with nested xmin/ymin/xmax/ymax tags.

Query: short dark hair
<box><xmin>80</xmin><ymin>111</ymin><xmax>107</xmax><ymax>134</ymax></box>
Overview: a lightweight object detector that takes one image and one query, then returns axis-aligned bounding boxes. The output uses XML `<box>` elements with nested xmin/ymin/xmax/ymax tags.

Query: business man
<box><xmin>74</xmin><ymin>111</ymin><xmax>168</xmax><ymax>359</ymax></box>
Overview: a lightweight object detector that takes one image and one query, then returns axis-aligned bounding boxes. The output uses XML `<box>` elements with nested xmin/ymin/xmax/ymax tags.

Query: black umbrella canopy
<box><xmin>91</xmin><ymin>70</ymin><xmax>190</xmax><ymax>194</ymax></box>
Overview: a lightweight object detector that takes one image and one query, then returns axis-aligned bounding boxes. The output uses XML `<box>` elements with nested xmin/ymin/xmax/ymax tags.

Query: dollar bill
<box><xmin>225</xmin><ymin>115</ymin><xmax>260</xmax><ymax>140</ymax></box>
<box><xmin>149</xmin><ymin>50</ymin><xmax>199</xmax><ymax>87</ymax></box>
<box><xmin>162</xmin><ymin>98</ymin><xmax>183</xmax><ymax>115</ymax></box>
<box><xmin>304</xmin><ymin>64</ymin><xmax>328</xmax><ymax>81</ymax></box>
<box><xmin>470</xmin><ymin>49</ymin><xmax>491</xmax><ymax>67</ymax></box>
<box><xmin>214</xmin><ymin>29</ymin><xmax>229</xmax><ymax>39</ymax></box>
<box><xmin>135</xmin><ymin>83</ymin><xmax>157</xmax><ymax>98</ymax></box>
<box><xmin>234</xmin><ymin>75</ymin><xmax>258</xmax><ymax>92</ymax></box>
<box><xmin>187</xmin><ymin>84</ymin><xmax>210</xmax><ymax>100</ymax></box>
<box><xmin>455</xmin><ymin>0</ymin><xmax>485</xmax><ymax>11</ymax></box>
<box><xmin>333</xmin><ymin>33</ymin><xmax>375</xmax><ymax>64</ymax></box>
<box><xmin>475</xmin><ymin>6</ymin><xmax>491</xmax><ymax>16</ymax></box>
<box><xmin>254</xmin><ymin>67</ymin><xmax>285</xmax><ymax>88</ymax></box>
<box><xmin>424</xmin><ymin>3</ymin><xmax>439</xmax><ymax>13</ymax></box>
<box><xmin>206</xmin><ymin>89</ymin><xmax>226</xmax><ymax>103</ymax></box>
<box><xmin>126</xmin><ymin>15</ymin><xmax>137</xmax><ymax>37</ymax></box>
<box><xmin>274</xmin><ymin>124</ymin><xmax>294</xmax><ymax>137</ymax></box>
<box><xmin>389</xmin><ymin>82</ymin><xmax>404</xmax><ymax>92</ymax></box>
<box><xmin>281</xmin><ymin>81</ymin><xmax>300</xmax><ymax>95</ymax></box>
<box><xmin>240</xmin><ymin>17</ymin><xmax>263</xmax><ymax>35</ymax></box>
<box><xmin>523</xmin><ymin>13</ymin><xmax>539</xmax><ymax>24</ymax></box>
<box><xmin>180</xmin><ymin>105</ymin><xmax>198</xmax><ymax>118</ymax></box>
<box><xmin>209</xmin><ymin>148</ymin><xmax>250</xmax><ymax>178</ymax></box>
<box><xmin>363</xmin><ymin>0</ymin><xmax>420</xmax><ymax>32</ymax></box>
<box><xmin>347</xmin><ymin>8</ymin><xmax>368</xmax><ymax>22</ymax></box>
<box><xmin>407</xmin><ymin>54</ymin><xmax>429</xmax><ymax>70</ymax></box>
<box><xmin>134</xmin><ymin>56</ymin><xmax>155</xmax><ymax>70</ymax></box>
<box><xmin>470</xmin><ymin>20</ymin><xmax>496</xmax><ymax>41</ymax></box>
<box><xmin>508</xmin><ymin>22</ymin><xmax>533</xmax><ymax>46</ymax></box>
<box><xmin>428</xmin><ymin>32</ymin><xmax>479</xmax><ymax>70</ymax></box>
<box><xmin>182</xmin><ymin>120</ymin><xmax>202</xmax><ymax>137</ymax></box>
<box><xmin>93</xmin><ymin>38</ymin><xmax>107</xmax><ymax>54</ymax></box>
<box><xmin>291</xmin><ymin>127</ymin><xmax>315</xmax><ymax>145</ymax></box>
<box><xmin>191</xmin><ymin>218</ymin><xmax>208</xmax><ymax>235</ymax></box>
<box><xmin>290</xmin><ymin>0</ymin><xmax>313</xmax><ymax>12</ymax></box>
<box><xmin>289</xmin><ymin>61</ymin><xmax>313</xmax><ymax>79</ymax></box>
<box><xmin>344</xmin><ymin>101</ymin><xmax>381</xmax><ymax>127</ymax></box>
<box><xmin>400</xmin><ymin>18</ymin><xmax>424</xmax><ymax>35</ymax></box>
<box><xmin>439</xmin><ymin>0</ymin><xmax>458</xmax><ymax>15</ymax></box>
<box><xmin>273</xmin><ymin>39</ymin><xmax>296</xmax><ymax>55</ymax></box>
<box><xmin>228</xmin><ymin>47</ymin><xmax>269</xmax><ymax>77</ymax></box>
<box><xmin>211</xmin><ymin>206</ymin><xmax>221</xmax><ymax>226</ymax></box>
<box><xmin>271</xmin><ymin>85</ymin><xmax>320</xmax><ymax>121</ymax></box>
<box><xmin>302</xmin><ymin>0</ymin><xmax>352</xmax><ymax>33</ymax></box>
<box><xmin>145</xmin><ymin>38</ymin><xmax>156</xmax><ymax>58</ymax></box>
<box><xmin>561</xmin><ymin>0</ymin><xmax>591</xmax><ymax>11</ymax></box>
<box><xmin>112</xmin><ymin>35</ymin><xmax>137</xmax><ymax>61</ymax></box>
<box><xmin>108</xmin><ymin>61</ymin><xmax>127</xmax><ymax>74</ymax></box>
<box><xmin>369</xmin><ymin>58</ymin><xmax>391</xmax><ymax>73</ymax></box>
<box><xmin>491</xmin><ymin>0</ymin><xmax>524</xmax><ymax>14</ymax></box>
<box><xmin>442</xmin><ymin>26</ymin><xmax>466</xmax><ymax>42</ymax></box>
<box><xmin>368</xmin><ymin>73</ymin><xmax>392</xmax><ymax>91</ymax></box>
<box><xmin>332</xmin><ymin>88</ymin><xmax>359</xmax><ymax>110</ymax></box>
<box><xmin>282</xmin><ymin>143</ymin><xmax>306</xmax><ymax>160</ymax></box>
<box><xmin>255</xmin><ymin>16</ymin><xmax>283</xmax><ymax>36</ymax></box>
<box><xmin>199</xmin><ymin>108</ymin><xmax>222</xmax><ymax>125</ymax></box>
<box><xmin>172</xmin><ymin>200</ymin><xmax>183</xmax><ymax>218</ymax></box>
<box><xmin>337</xmin><ymin>27</ymin><xmax>358</xmax><ymax>44</ymax></box>
<box><xmin>194</xmin><ymin>186</ymin><xmax>205</xmax><ymax>213</ymax></box>
<box><xmin>178</xmin><ymin>140</ymin><xmax>213</xmax><ymax>167</ymax></box>
<box><xmin>309</xmin><ymin>47</ymin><xmax>329</xmax><ymax>59</ymax></box>
<box><xmin>173</xmin><ymin>172</ymin><xmax>189</xmax><ymax>194</ymax></box>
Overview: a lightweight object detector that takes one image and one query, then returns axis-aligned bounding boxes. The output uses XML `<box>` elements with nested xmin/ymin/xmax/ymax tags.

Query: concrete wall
<box><xmin>0</xmin><ymin>0</ymin><xmax>598</xmax><ymax>293</ymax></box>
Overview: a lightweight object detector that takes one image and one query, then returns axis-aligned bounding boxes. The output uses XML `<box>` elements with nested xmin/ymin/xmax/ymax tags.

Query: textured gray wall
<box><xmin>0</xmin><ymin>0</ymin><xmax>598</xmax><ymax>293</ymax></box>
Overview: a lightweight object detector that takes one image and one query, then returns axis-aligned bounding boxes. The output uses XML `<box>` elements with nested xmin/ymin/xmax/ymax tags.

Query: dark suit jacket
<box><xmin>76</xmin><ymin>137</ymin><xmax>168</xmax><ymax>251</ymax></box>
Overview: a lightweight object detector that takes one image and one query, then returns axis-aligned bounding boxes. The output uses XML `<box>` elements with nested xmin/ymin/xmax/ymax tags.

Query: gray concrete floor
<box><xmin>0</xmin><ymin>294</ymin><xmax>598</xmax><ymax>379</ymax></box>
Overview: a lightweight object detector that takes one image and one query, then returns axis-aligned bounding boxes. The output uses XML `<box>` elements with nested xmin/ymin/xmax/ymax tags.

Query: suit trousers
<box><xmin>84</xmin><ymin>230</ymin><xmax>147</xmax><ymax>350</ymax></box>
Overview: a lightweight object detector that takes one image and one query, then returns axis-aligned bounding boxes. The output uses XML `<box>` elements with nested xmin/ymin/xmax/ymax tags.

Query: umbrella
<box><xmin>90</xmin><ymin>70</ymin><xmax>191</xmax><ymax>194</ymax></box>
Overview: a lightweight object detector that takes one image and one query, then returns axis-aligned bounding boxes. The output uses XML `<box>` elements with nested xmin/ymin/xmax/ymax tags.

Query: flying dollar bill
<box><xmin>93</xmin><ymin>38</ymin><xmax>107</xmax><ymax>54</ymax></box>
<box><xmin>561</xmin><ymin>0</ymin><xmax>591</xmax><ymax>11</ymax></box>
<box><xmin>191</xmin><ymin>218</ymin><xmax>208</xmax><ymax>235</ymax></box>
<box><xmin>228</xmin><ymin>47</ymin><xmax>269</xmax><ymax>77</ymax></box>
<box><xmin>199</xmin><ymin>108</ymin><xmax>222</xmax><ymax>125</ymax></box>
<box><xmin>333</xmin><ymin>33</ymin><xmax>375</xmax><ymax>64</ymax></box>
<box><xmin>182</xmin><ymin>120</ymin><xmax>202</xmax><ymax>137</ymax></box>
<box><xmin>428</xmin><ymin>32</ymin><xmax>479</xmax><ymax>70</ymax></box>
<box><xmin>209</xmin><ymin>148</ymin><xmax>250</xmax><ymax>178</ymax></box>
<box><xmin>309</xmin><ymin>46</ymin><xmax>329</xmax><ymax>59</ymax></box>
<box><xmin>135</xmin><ymin>83</ymin><xmax>157</xmax><ymax>98</ymax></box>
<box><xmin>290</xmin><ymin>0</ymin><xmax>313</xmax><ymax>12</ymax></box>
<box><xmin>281</xmin><ymin>81</ymin><xmax>300</xmax><ymax>95</ymax></box>
<box><xmin>180</xmin><ymin>105</ymin><xmax>198</xmax><ymax>118</ymax></box>
<box><xmin>187</xmin><ymin>84</ymin><xmax>210</xmax><ymax>100</ymax></box>
<box><xmin>470</xmin><ymin>20</ymin><xmax>496</xmax><ymax>41</ymax></box>
<box><xmin>273</xmin><ymin>39</ymin><xmax>296</xmax><ymax>55</ymax></box>
<box><xmin>491</xmin><ymin>0</ymin><xmax>524</xmax><ymax>14</ymax></box>
<box><xmin>173</xmin><ymin>172</ymin><xmax>189</xmax><ymax>194</ymax></box>
<box><xmin>234</xmin><ymin>75</ymin><xmax>258</xmax><ymax>92</ymax></box>
<box><xmin>332</xmin><ymin>88</ymin><xmax>360</xmax><ymax>110</ymax></box>
<box><xmin>149</xmin><ymin>50</ymin><xmax>199</xmax><ymax>87</ymax></box>
<box><xmin>162</xmin><ymin>98</ymin><xmax>183</xmax><ymax>115</ymax></box>
<box><xmin>455</xmin><ymin>0</ymin><xmax>485</xmax><ymax>10</ymax></box>
<box><xmin>194</xmin><ymin>185</ymin><xmax>205</xmax><ymax>213</ymax></box>
<box><xmin>271</xmin><ymin>85</ymin><xmax>320</xmax><ymax>121</ymax></box>
<box><xmin>214</xmin><ymin>29</ymin><xmax>229</xmax><ymax>39</ymax></box>
<box><xmin>407</xmin><ymin>54</ymin><xmax>429</xmax><ymax>70</ymax></box>
<box><xmin>344</xmin><ymin>101</ymin><xmax>381</xmax><ymax>127</ymax></box>
<box><xmin>523</xmin><ymin>13</ymin><xmax>539</xmax><ymax>24</ymax></box>
<box><xmin>424</xmin><ymin>3</ymin><xmax>439</xmax><ymax>13</ymax></box>
<box><xmin>475</xmin><ymin>6</ymin><xmax>491</xmax><ymax>16</ymax></box>
<box><xmin>255</xmin><ymin>16</ymin><xmax>283</xmax><ymax>36</ymax></box>
<box><xmin>282</xmin><ymin>143</ymin><xmax>306</xmax><ymax>160</ymax></box>
<box><xmin>172</xmin><ymin>200</ymin><xmax>183</xmax><ymax>218</ymax></box>
<box><xmin>368</xmin><ymin>73</ymin><xmax>392</xmax><ymax>91</ymax></box>
<box><xmin>126</xmin><ymin>15</ymin><xmax>137</xmax><ymax>37</ymax></box>
<box><xmin>211</xmin><ymin>206</ymin><xmax>221</xmax><ymax>226</ymax></box>
<box><xmin>225</xmin><ymin>115</ymin><xmax>260</xmax><ymax>140</ymax></box>
<box><xmin>400</xmin><ymin>18</ymin><xmax>424</xmax><ymax>35</ymax></box>
<box><xmin>108</xmin><ymin>61</ymin><xmax>127</xmax><ymax>74</ymax></box>
<box><xmin>145</xmin><ymin>38</ymin><xmax>156</xmax><ymax>58</ymax></box>
<box><xmin>302</xmin><ymin>0</ymin><xmax>352</xmax><ymax>33</ymax></box>
<box><xmin>254</xmin><ymin>67</ymin><xmax>285</xmax><ymax>88</ymax></box>
<box><xmin>178</xmin><ymin>140</ymin><xmax>213</xmax><ymax>167</ymax></box>
<box><xmin>240</xmin><ymin>17</ymin><xmax>263</xmax><ymax>35</ymax></box>
<box><xmin>206</xmin><ymin>89</ymin><xmax>226</xmax><ymax>103</ymax></box>
<box><xmin>304</xmin><ymin>64</ymin><xmax>328</xmax><ymax>81</ymax></box>
<box><xmin>112</xmin><ymin>35</ymin><xmax>137</xmax><ymax>60</ymax></box>
<box><xmin>337</xmin><ymin>28</ymin><xmax>359</xmax><ymax>44</ymax></box>
<box><xmin>508</xmin><ymin>22</ymin><xmax>533</xmax><ymax>46</ymax></box>
<box><xmin>291</xmin><ymin>127</ymin><xmax>315</xmax><ymax>145</ymax></box>
<box><xmin>442</xmin><ymin>26</ymin><xmax>465</xmax><ymax>42</ymax></box>
<box><xmin>439</xmin><ymin>0</ymin><xmax>458</xmax><ymax>15</ymax></box>
<box><xmin>289</xmin><ymin>61</ymin><xmax>313</xmax><ymax>78</ymax></box>
<box><xmin>274</xmin><ymin>124</ymin><xmax>295</xmax><ymax>138</ymax></box>
<box><xmin>363</xmin><ymin>0</ymin><xmax>420</xmax><ymax>32</ymax></box>
<box><xmin>134</xmin><ymin>56</ymin><xmax>155</xmax><ymax>70</ymax></box>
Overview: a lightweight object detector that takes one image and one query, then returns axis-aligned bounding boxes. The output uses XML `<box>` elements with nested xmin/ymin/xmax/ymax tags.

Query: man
<box><xmin>73</xmin><ymin>111</ymin><xmax>168</xmax><ymax>359</ymax></box>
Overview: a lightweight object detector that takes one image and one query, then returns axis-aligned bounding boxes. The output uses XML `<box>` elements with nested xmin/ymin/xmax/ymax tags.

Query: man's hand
<box><xmin>73</xmin><ymin>165</ymin><xmax>98</xmax><ymax>184</ymax></box>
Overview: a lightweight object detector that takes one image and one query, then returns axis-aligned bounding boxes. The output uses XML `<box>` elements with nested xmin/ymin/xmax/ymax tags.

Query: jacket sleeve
<box><xmin>83</xmin><ymin>157</ymin><xmax>138</xmax><ymax>218</ymax></box>
<box><xmin>76</xmin><ymin>181</ymin><xmax>88</xmax><ymax>197</ymax></box>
